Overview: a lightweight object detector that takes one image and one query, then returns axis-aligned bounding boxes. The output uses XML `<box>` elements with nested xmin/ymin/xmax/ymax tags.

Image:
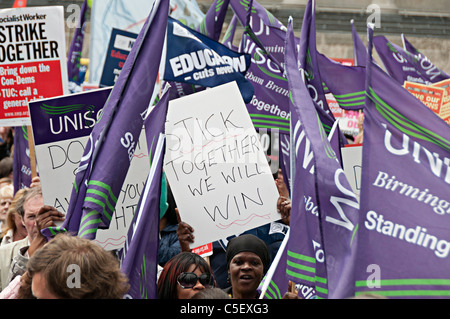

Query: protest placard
<box><xmin>403</xmin><ymin>81</ymin><xmax>445</xmax><ymax>116</ymax></box>
<box><xmin>99</xmin><ymin>28</ymin><xmax>138</xmax><ymax>87</ymax></box>
<box><xmin>164</xmin><ymin>81</ymin><xmax>280</xmax><ymax>248</ymax></box>
<box><xmin>0</xmin><ymin>6</ymin><xmax>68</xmax><ymax>126</ymax></box>
<box><xmin>432</xmin><ymin>79</ymin><xmax>450</xmax><ymax>125</ymax></box>
<box><xmin>28</xmin><ymin>88</ymin><xmax>150</xmax><ymax>250</ymax></box>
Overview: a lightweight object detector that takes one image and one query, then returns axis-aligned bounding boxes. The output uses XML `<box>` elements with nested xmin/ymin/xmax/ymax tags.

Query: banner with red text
<box><xmin>0</xmin><ymin>6</ymin><xmax>68</xmax><ymax>126</ymax></box>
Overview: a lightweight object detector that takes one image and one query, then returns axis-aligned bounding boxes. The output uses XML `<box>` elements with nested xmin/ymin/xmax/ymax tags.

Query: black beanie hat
<box><xmin>226</xmin><ymin>234</ymin><xmax>270</xmax><ymax>274</ymax></box>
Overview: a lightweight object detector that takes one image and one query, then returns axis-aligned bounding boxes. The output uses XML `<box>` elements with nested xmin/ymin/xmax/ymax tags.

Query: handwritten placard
<box><xmin>29</xmin><ymin>88</ymin><xmax>150</xmax><ymax>250</ymax></box>
<box><xmin>164</xmin><ymin>81</ymin><xmax>280</xmax><ymax>248</ymax></box>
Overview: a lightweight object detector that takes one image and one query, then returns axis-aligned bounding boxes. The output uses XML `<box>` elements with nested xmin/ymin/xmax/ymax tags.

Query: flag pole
<box><xmin>26</xmin><ymin>126</ymin><xmax>37</xmax><ymax>178</ymax></box>
<box><xmin>258</xmin><ymin>228</ymin><xmax>290</xmax><ymax>299</ymax></box>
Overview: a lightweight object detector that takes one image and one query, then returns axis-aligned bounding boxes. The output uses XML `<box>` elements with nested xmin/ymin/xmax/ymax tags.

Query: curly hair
<box><xmin>25</xmin><ymin>234</ymin><xmax>129</xmax><ymax>299</ymax></box>
<box><xmin>157</xmin><ymin>252</ymin><xmax>214</xmax><ymax>299</ymax></box>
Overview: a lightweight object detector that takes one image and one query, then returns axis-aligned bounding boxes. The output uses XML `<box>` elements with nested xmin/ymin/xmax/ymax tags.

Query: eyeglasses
<box><xmin>177</xmin><ymin>272</ymin><xmax>214</xmax><ymax>289</ymax></box>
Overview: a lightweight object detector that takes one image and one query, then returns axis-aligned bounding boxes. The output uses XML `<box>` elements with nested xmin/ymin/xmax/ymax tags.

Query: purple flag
<box><xmin>316</xmin><ymin>52</ymin><xmax>366</xmax><ymax>111</ymax></box>
<box><xmin>230</xmin><ymin>0</ymin><xmax>286</xmax><ymax>65</ymax></box>
<box><xmin>197</xmin><ymin>0</ymin><xmax>230</xmax><ymax>41</ymax></box>
<box><xmin>355</xmin><ymin>25</ymin><xmax>450</xmax><ymax>299</ymax></box>
<box><xmin>222</xmin><ymin>14</ymin><xmax>239</xmax><ymax>50</ymax></box>
<box><xmin>297</xmin><ymin>0</ymin><xmax>333</xmax><ymax>117</ymax></box>
<box><xmin>351</xmin><ymin>19</ymin><xmax>367</xmax><ymax>67</ymax></box>
<box><xmin>401</xmin><ymin>34</ymin><xmax>450</xmax><ymax>83</ymax></box>
<box><xmin>56</xmin><ymin>0</ymin><xmax>170</xmax><ymax>240</ymax></box>
<box><xmin>295</xmin><ymin>0</ymin><xmax>345</xmax><ymax>167</ymax></box>
<box><xmin>285</xmin><ymin>17</ymin><xmax>360</xmax><ymax>299</ymax></box>
<box><xmin>373</xmin><ymin>35</ymin><xmax>431</xmax><ymax>86</ymax></box>
<box><xmin>13</xmin><ymin>126</ymin><xmax>33</xmax><ymax>194</ymax></box>
<box><xmin>120</xmin><ymin>86</ymin><xmax>170</xmax><ymax>299</ymax></box>
<box><xmin>67</xmin><ymin>0</ymin><xmax>88</xmax><ymax>88</ymax></box>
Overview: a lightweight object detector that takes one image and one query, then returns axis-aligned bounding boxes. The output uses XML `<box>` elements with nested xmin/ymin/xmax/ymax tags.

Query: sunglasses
<box><xmin>177</xmin><ymin>272</ymin><xmax>214</xmax><ymax>289</ymax></box>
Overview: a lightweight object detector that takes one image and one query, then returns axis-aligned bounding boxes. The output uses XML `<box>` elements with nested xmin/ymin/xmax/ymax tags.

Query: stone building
<box><xmin>1</xmin><ymin>0</ymin><xmax>449</xmax><ymax>72</ymax></box>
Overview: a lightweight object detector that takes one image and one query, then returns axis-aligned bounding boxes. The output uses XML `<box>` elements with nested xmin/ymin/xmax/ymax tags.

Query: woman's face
<box><xmin>0</xmin><ymin>197</ymin><xmax>11</xmax><ymax>222</ymax></box>
<box><xmin>228</xmin><ymin>251</ymin><xmax>264</xmax><ymax>299</ymax></box>
<box><xmin>176</xmin><ymin>264</ymin><xmax>210</xmax><ymax>299</ymax></box>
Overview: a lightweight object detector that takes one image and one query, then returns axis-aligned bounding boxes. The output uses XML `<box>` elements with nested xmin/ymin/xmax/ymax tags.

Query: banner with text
<box><xmin>99</xmin><ymin>28</ymin><xmax>138</xmax><ymax>88</ymax></box>
<box><xmin>29</xmin><ymin>88</ymin><xmax>150</xmax><ymax>250</ymax></box>
<box><xmin>0</xmin><ymin>6</ymin><xmax>68</xmax><ymax>126</ymax></box>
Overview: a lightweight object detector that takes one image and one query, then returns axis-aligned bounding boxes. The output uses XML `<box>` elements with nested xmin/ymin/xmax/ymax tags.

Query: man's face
<box><xmin>22</xmin><ymin>195</ymin><xmax>44</xmax><ymax>242</ymax></box>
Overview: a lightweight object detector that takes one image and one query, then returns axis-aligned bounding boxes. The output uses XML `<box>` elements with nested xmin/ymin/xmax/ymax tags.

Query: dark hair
<box><xmin>191</xmin><ymin>287</ymin><xmax>230</xmax><ymax>299</ymax></box>
<box><xmin>157</xmin><ymin>252</ymin><xmax>214</xmax><ymax>299</ymax></box>
<box><xmin>0</xmin><ymin>157</ymin><xmax>13</xmax><ymax>179</ymax></box>
<box><xmin>226</xmin><ymin>234</ymin><xmax>270</xmax><ymax>274</ymax></box>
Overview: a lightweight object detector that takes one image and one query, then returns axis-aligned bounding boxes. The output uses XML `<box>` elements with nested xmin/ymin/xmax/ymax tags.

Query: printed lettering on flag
<box><xmin>355</xmin><ymin>25</ymin><xmax>450</xmax><ymax>299</ymax></box>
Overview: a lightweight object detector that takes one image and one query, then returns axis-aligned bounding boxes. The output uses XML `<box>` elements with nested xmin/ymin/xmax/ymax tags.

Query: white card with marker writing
<box><xmin>164</xmin><ymin>81</ymin><xmax>280</xmax><ymax>248</ymax></box>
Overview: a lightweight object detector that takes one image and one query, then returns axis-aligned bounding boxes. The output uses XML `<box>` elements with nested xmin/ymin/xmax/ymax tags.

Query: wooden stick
<box><xmin>26</xmin><ymin>126</ymin><xmax>37</xmax><ymax>178</ymax></box>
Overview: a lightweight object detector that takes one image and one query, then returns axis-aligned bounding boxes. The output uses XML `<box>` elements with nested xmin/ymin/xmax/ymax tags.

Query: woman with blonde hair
<box><xmin>0</xmin><ymin>189</ymin><xmax>27</xmax><ymax>246</ymax></box>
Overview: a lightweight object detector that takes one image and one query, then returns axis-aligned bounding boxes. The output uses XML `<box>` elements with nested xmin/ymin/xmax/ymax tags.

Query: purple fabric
<box><xmin>373</xmin><ymin>35</ymin><xmax>431</xmax><ymax>85</ymax></box>
<box><xmin>13</xmin><ymin>126</ymin><xmax>33</xmax><ymax>194</ymax></box>
<box><xmin>355</xmin><ymin>26</ymin><xmax>450</xmax><ymax>299</ymax></box>
<box><xmin>58</xmin><ymin>0</ymin><xmax>169</xmax><ymax>240</ymax></box>
<box><xmin>120</xmin><ymin>87</ymin><xmax>170</xmax><ymax>299</ymax></box>
<box><xmin>351</xmin><ymin>20</ymin><xmax>366</xmax><ymax>67</ymax></box>
<box><xmin>67</xmin><ymin>0</ymin><xmax>88</xmax><ymax>84</ymax></box>
<box><xmin>285</xmin><ymin>14</ymin><xmax>359</xmax><ymax>299</ymax></box>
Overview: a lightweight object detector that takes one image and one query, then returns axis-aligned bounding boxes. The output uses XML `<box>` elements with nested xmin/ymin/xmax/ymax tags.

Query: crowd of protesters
<box><xmin>0</xmin><ymin>124</ymin><xmax>306</xmax><ymax>299</ymax></box>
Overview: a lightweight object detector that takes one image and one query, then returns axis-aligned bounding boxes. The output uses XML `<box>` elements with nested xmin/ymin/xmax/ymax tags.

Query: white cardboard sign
<box><xmin>164</xmin><ymin>82</ymin><xmax>280</xmax><ymax>248</ymax></box>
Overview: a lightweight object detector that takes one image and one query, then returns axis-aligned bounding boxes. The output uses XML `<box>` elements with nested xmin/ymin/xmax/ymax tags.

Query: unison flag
<box><xmin>197</xmin><ymin>0</ymin><xmax>230</xmax><ymax>41</ymax></box>
<box><xmin>316</xmin><ymin>52</ymin><xmax>366</xmax><ymax>111</ymax></box>
<box><xmin>120</xmin><ymin>87</ymin><xmax>170</xmax><ymax>299</ymax></box>
<box><xmin>401</xmin><ymin>34</ymin><xmax>450</xmax><ymax>83</ymax></box>
<box><xmin>355</xmin><ymin>25</ymin><xmax>450</xmax><ymax>299</ymax></box>
<box><xmin>351</xmin><ymin>19</ymin><xmax>367</xmax><ymax>67</ymax></box>
<box><xmin>163</xmin><ymin>16</ymin><xmax>254</xmax><ymax>103</ymax></box>
<box><xmin>297</xmin><ymin>0</ymin><xmax>344</xmax><ymax>162</ymax></box>
<box><xmin>285</xmin><ymin>17</ymin><xmax>360</xmax><ymax>299</ymax></box>
<box><xmin>51</xmin><ymin>0</ymin><xmax>170</xmax><ymax>240</ymax></box>
<box><xmin>373</xmin><ymin>35</ymin><xmax>431</xmax><ymax>86</ymax></box>
<box><xmin>67</xmin><ymin>0</ymin><xmax>88</xmax><ymax>88</ymax></box>
<box><xmin>222</xmin><ymin>14</ymin><xmax>239</xmax><ymax>51</ymax></box>
<box><xmin>13</xmin><ymin>126</ymin><xmax>32</xmax><ymax>194</ymax></box>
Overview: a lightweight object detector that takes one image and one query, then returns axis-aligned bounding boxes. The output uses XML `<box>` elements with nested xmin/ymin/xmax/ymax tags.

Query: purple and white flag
<box><xmin>52</xmin><ymin>0</ymin><xmax>170</xmax><ymax>240</ymax></box>
<box><xmin>294</xmin><ymin>0</ymin><xmax>345</xmax><ymax>166</ymax></box>
<box><xmin>316</xmin><ymin>52</ymin><xmax>366</xmax><ymax>111</ymax></box>
<box><xmin>351</xmin><ymin>19</ymin><xmax>367</xmax><ymax>67</ymax></box>
<box><xmin>401</xmin><ymin>34</ymin><xmax>450</xmax><ymax>83</ymax></box>
<box><xmin>222</xmin><ymin>14</ymin><xmax>239</xmax><ymax>50</ymax></box>
<box><xmin>285</xmin><ymin>17</ymin><xmax>360</xmax><ymax>299</ymax></box>
<box><xmin>13</xmin><ymin>126</ymin><xmax>33</xmax><ymax>194</ymax></box>
<box><xmin>373</xmin><ymin>35</ymin><xmax>431</xmax><ymax>86</ymax></box>
<box><xmin>355</xmin><ymin>26</ymin><xmax>450</xmax><ymax>299</ymax></box>
<box><xmin>297</xmin><ymin>0</ymin><xmax>333</xmax><ymax>117</ymax></box>
<box><xmin>67</xmin><ymin>0</ymin><xmax>88</xmax><ymax>88</ymax></box>
<box><xmin>120</xmin><ymin>86</ymin><xmax>170</xmax><ymax>299</ymax></box>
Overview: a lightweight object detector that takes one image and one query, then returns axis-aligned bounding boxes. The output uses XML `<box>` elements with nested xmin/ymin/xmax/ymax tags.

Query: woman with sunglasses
<box><xmin>157</xmin><ymin>251</ymin><xmax>215</xmax><ymax>299</ymax></box>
